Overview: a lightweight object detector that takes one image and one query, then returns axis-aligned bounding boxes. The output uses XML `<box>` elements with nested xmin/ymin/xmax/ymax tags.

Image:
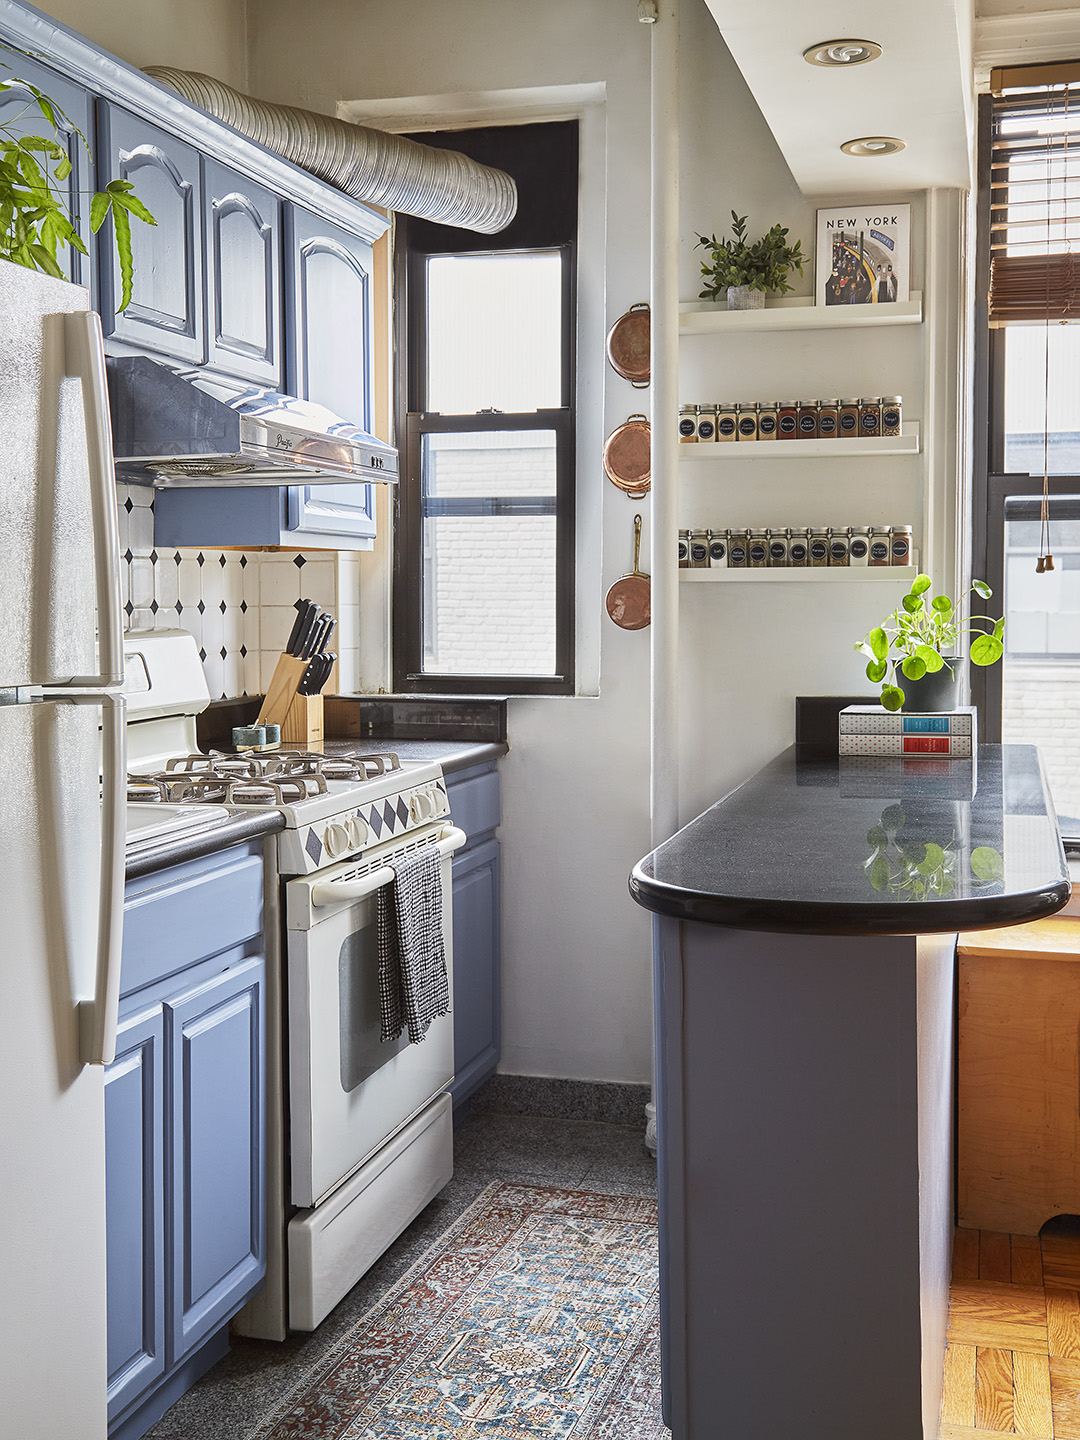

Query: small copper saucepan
<box><xmin>606</xmin><ymin>514</ymin><xmax>651</xmax><ymax>630</ymax></box>
<box><xmin>603</xmin><ymin>413</ymin><xmax>650</xmax><ymax>499</ymax></box>
<box><xmin>606</xmin><ymin>301</ymin><xmax>650</xmax><ymax>387</ymax></box>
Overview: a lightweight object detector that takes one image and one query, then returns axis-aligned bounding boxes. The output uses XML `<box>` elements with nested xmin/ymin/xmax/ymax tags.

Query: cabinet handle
<box><xmin>77</xmin><ymin>692</ymin><xmax>127</xmax><ymax>1065</ymax></box>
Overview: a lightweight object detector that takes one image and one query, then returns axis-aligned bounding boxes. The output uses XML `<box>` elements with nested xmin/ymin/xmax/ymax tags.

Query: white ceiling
<box><xmin>703</xmin><ymin>0</ymin><xmax>975</xmax><ymax>196</ymax></box>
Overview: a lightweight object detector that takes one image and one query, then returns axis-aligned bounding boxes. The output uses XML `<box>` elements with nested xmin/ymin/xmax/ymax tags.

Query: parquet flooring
<box><xmin>941</xmin><ymin>1223</ymin><xmax>1080</xmax><ymax>1438</ymax></box>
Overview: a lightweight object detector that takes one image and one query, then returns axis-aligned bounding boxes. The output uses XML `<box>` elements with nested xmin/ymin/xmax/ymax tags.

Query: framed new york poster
<box><xmin>815</xmin><ymin>204</ymin><xmax>910</xmax><ymax>307</ymax></box>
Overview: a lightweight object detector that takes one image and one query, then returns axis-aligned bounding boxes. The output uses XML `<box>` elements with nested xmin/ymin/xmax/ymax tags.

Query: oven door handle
<box><xmin>309</xmin><ymin>826</ymin><xmax>468</xmax><ymax>908</ymax></box>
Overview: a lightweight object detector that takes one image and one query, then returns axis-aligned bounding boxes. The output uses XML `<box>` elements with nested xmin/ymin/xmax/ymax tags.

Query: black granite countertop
<box><xmin>125</xmin><ymin>810</ymin><xmax>284</xmax><ymax>881</ymax></box>
<box><xmin>630</xmin><ymin>744</ymin><xmax>1069</xmax><ymax>935</ymax></box>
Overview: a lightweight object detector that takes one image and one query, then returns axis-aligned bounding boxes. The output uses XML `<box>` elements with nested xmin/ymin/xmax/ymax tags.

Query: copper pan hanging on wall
<box><xmin>606</xmin><ymin>514</ymin><xmax>651</xmax><ymax>630</ymax></box>
<box><xmin>606</xmin><ymin>301</ymin><xmax>650</xmax><ymax>387</ymax></box>
<box><xmin>603</xmin><ymin>413</ymin><xmax>650</xmax><ymax>499</ymax></box>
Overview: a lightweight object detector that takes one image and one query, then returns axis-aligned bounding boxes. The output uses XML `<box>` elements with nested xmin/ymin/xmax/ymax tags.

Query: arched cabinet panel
<box><xmin>205</xmin><ymin>159</ymin><xmax>282</xmax><ymax>386</ymax></box>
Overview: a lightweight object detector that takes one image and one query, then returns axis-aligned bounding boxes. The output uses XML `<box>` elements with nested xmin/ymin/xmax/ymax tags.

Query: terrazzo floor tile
<box><xmin>143</xmin><ymin>1108</ymin><xmax>656</xmax><ymax>1440</ymax></box>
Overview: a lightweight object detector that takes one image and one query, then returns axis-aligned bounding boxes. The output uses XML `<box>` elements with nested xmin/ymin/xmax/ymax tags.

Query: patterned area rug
<box><xmin>250</xmin><ymin>1182</ymin><xmax>666</xmax><ymax>1439</ymax></box>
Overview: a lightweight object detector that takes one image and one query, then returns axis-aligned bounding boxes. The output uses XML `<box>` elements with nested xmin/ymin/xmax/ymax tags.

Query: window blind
<box><xmin>989</xmin><ymin>70</ymin><xmax>1080</xmax><ymax>324</ymax></box>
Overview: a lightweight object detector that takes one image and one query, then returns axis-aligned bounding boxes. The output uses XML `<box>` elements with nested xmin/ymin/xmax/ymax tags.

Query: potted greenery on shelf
<box><xmin>695</xmin><ymin>211</ymin><xmax>805</xmax><ymax>311</ymax></box>
<box><xmin>855</xmin><ymin>574</ymin><xmax>1005</xmax><ymax>712</ymax></box>
<box><xmin>0</xmin><ymin>56</ymin><xmax>155</xmax><ymax>308</ymax></box>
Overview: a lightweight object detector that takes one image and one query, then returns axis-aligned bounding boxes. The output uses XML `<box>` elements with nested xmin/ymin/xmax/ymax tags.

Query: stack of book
<box><xmin>838</xmin><ymin>705</ymin><xmax>976</xmax><ymax>757</ymax></box>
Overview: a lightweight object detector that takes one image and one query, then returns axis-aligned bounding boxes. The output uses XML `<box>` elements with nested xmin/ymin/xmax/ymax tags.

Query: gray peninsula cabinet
<box><xmin>105</xmin><ymin>841</ymin><xmax>267</xmax><ymax>1440</ymax></box>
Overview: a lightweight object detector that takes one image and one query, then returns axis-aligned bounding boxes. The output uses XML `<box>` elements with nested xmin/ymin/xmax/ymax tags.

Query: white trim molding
<box><xmin>975</xmin><ymin>9</ymin><xmax>1080</xmax><ymax>87</ymax></box>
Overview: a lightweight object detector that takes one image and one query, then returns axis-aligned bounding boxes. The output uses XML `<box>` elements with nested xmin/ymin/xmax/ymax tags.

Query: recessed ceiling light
<box><xmin>803</xmin><ymin>39</ymin><xmax>882</xmax><ymax>67</ymax></box>
<box><xmin>841</xmin><ymin>136</ymin><xmax>906</xmax><ymax>157</ymax></box>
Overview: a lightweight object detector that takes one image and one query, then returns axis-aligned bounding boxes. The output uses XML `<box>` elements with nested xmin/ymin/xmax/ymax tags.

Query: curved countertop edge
<box><xmin>126</xmin><ymin>811</ymin><xmax>285</xmax><ymax>882</ymax></box>
<box><xmin>628</xmin><ymin>871</ymin><xmax>1072</xmax><ymax>937</ymax></box>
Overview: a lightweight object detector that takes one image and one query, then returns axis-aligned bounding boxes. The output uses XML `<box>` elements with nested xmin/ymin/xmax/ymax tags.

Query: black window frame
<box><xmin>392</xmin><ymin>122</ymin><xmax>578</xmax><ymax>696</ymax></box>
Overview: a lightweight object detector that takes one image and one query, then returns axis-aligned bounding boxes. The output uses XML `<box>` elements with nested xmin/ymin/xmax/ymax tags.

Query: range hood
<box><xmin>107</xmin><ymin>356</ymin><xmax>397</xmax><ymax>487</ymax></box>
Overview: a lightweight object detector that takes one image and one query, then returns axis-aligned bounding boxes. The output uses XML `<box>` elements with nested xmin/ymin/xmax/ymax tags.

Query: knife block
<box><xmin>256</xmin><ymin>654</ymin><xmax>309</xmax><ymax>729</ymax></box>
<box><xmin>281</xmin><ymin>693</ymin><xmax>324</xmax><ymax>747</ymax></box>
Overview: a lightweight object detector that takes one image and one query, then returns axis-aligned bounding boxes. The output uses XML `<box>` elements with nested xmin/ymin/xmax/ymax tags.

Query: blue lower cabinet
<box><xmin>106</xmin><ymin>842</ymin><xmax>267</xmax><ymax>1440</ymax></box>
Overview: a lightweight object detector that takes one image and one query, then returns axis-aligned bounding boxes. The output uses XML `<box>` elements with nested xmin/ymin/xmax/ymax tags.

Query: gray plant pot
<box><xmin>901</xmin><ymin>657</ymin><xmax>965</xmax><ymax>712</ymax></box>
<box><xmin>726</xmin><ymin>285</ymin><xmax>765</xmax><ymax>311</ymax></box>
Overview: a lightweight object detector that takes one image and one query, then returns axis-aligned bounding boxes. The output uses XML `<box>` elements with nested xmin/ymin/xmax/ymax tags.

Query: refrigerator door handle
<box><xmin>75</xmin><ymin>691</ymin><xmax>126</xmax><ymax>1065</ymax></box>
<box><xmin>60</xmin><ymin>311</ymin><xmax>124</xmax><ymax>690</ymax></box>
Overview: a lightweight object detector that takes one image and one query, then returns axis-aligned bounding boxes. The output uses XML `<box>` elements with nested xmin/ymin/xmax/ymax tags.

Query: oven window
<box><xmin>339</xmin><ymin>927</ymin><xmax>406</xmax><ymax>1092</ymax></box>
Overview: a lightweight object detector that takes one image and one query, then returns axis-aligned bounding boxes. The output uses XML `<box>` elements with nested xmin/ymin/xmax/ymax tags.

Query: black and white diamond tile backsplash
<box><xmin>116</xmin><ymin>483</ymin><xmax>362</xmax><ymax>700</ymax></box>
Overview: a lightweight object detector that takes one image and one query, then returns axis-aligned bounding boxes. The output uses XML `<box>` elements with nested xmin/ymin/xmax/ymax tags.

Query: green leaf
<box><xmin>868</xmin><ymin>856</ymin><xmax>891</xmax><ymax>892</ymax></box>
<box><xmin>54</xmin><ymin>154</ymin><xmax>71</xmax><ymax>181</ymax></box>
<box><xmin>89</xmin><ymin>190</ymin><xmax>110</xmax><ymax>233</ymax></box>
<box><xmin>915</xmin><ymin>645</ymin><xmax>944</xmax><ymax>673</ymax></box>
<box><xmin>931</xmin><ymin>595</ymin><xmax>953</xmax><ymax>615</ymax></box>
<box><xmin>111</xmin><ymin>201</ymin><xmax>133</xmax><ymax>311</ymax></box>
<box><xmin>910</xmin><ymin>574</ymin><xmax>932</xmax><ymax>595</ymax></box>
<box><xmin>973</xmin><ymin>578</ymin><xmax>992</xmax><ymax>599</ymax></box>
<box><xmin>902</xmin><ymin>592</ymin><xmax>924</xmax><ymax>614</ymax></box>
<box><xmin>106</xmin><ymin>177</ymin><xmax>135</xmax><ymax>194</ymax></box>
<box><xmin>867</xmin><ymin>825</ymin><xmax>888</xmax><ymax>847</ymax></box>
<box><xmin>917</xmin><ymin>842</ymin><xmax>946</xmax><ymax>876</ymax></box>
<box><xmin>901</xmin><ymin>654</ymin><xmax>927</xmax><ymax>681</ymax></box>
<box><xmin>31</xmin><ymin>93</ymin><xmax>58</xmax><ymax>132</ymax></box>
<box><xmin>865</xmin><ymin>658</ymin><xmax>887</xmax><ymax>683</ymax></box>
<box><xmin>881</xmin><ymin>683</ymin><xmax>905</xmax><ymax>712</ymax></box>
<box><xmin>28</xmin><ymin>242</ymin><xmax>62</xmax><ymax>278</ymax></box>
<box><xmin>868</xmin><ymin>626</ymin><xmax>889</xmax><ymax>662</ymax></box>
<box><xmin>882</xmin><ymin>804</ymin><xmax>905</xmax><ymax>831</ymax></box>
<box><xmin>970</xmin><ymin>633</ymin><xmax>1004</xmax><ymax>667</ymax></box>
<box><xmin>993</xmin><ymin>617</ymin><xmax>1005</xmax><ymax>640</ymax></box>
<box><xmin>971</xmin><ymin>846</ymin><xmax>1004</xmax><ymax>882</ymax></box>
<box><xmin>110</xmin><ymin>189</ymin><xmax>156</xmax><ymax>227</ymax></box>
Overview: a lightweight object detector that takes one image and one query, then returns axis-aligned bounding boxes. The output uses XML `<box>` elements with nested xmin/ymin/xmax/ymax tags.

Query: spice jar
<box><xmin>747</xmin><ymin>527</ymin><xmax>769</xmax><ymax>568</ymax></box>
<box><xmin>690</xmin><ymin>527</ymin><xmax>710</xmax><ymax>567</ymax></box>
<box><xmin>757</xmin><ymin>402</ymin><xmax>778</xmax><ymax>440</ymax></box>
<box><xmin>890</xmin><ymin>525</ymin><xmax>913</xmax><ymax>566</ymax></box>
<box><xmin>727</xmin><ymin>529</ymin><xmax>748</xmax><ymax>568</ymax></box>
<box><xmin>678</xmin><ymin>530</ymin><xmax>690</xmax><ymax>568</ymax></box>
<box><xmin>817</xmin><ymin>399</ymin><xmax>839</xmax><ymax>440</ymax></box>
<box><xmin>859</xmin><ymin>398</ymin><xmax>882</xmax><ymax>437</ymax></box>
<box><xmin>788</xmin><ymin>528</ymin><xmax>809</xmax><ymax>567</ymax></box>
<box><xmin>881</xmin><ymin>396</ymin><xmax>903</xmax><ymax>437</ymax></box>
<box><xmin>696</xmin><ymin>404</ymin><xmax>716</xmax><ymax>443</ymax></box>
<box><xmin>848</xmin><ymin>526</ymin><xmax>871</xmax><ymax>567</ymax></box>
<box><xmin>716</xmin><ymin>401</ymin><xmax>737</xmax><ymax>442</ymax></box>
<box><xmin>708</xmin><ymin>530</ymin><xmax>728</xmax><ymax>568</ymax></box>
<box><xmin>767</xmin><ymin>528</ymin><xmax>789</xmax><ymax>567</ymax></box>
<box><xmin>809</xmin><ymin>527</ymin><xmax>830</xmax><ymax>567</ymax></box>
<box><xmin>828</xmin><ymin>527</ymin><xmax>850</xmax><ymax>567</ymax></box>
<box><xmin>778</xmin><ymin>400</ymin><xmax>798</xmax><ymax>439</ymax></box>
<box><xmin>679</xmin><ymin>404</ymin><xmax>698</xmax><ymax>443</ymax></box>
<box><xmin>797</xmin><ymin>399</ymin><xmax>819</xmax><ymax>440</ymax></box>
<box><xmin>839</xmin><ymin>399</ymin><xmax>860</xmax><ymax>437</ymax></box>
<box><xmin>737</xmin><ymin>404</ymin><xmax>759</xmax><ymax>442</ymax></box>
<box><xmin>869</xmin><ymin>527</ymin><xmax>891</xmax><ymax>566</ymax></box>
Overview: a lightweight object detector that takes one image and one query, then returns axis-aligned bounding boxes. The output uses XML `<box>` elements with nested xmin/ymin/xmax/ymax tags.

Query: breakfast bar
<box><xmin>630</xmin><ymin>744</ymin><xmax>1069</xmax><ymax>1440</ymax></box>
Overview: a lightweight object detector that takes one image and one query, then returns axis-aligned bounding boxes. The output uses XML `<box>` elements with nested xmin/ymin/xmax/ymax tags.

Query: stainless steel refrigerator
<box><xmin>0</xmin><ymin>259</ymin><xmax>125</xmax><ymax>1438</ymax></box>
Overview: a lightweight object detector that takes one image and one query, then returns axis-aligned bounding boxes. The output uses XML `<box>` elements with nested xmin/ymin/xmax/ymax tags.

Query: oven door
<box><xmin>285</xmin><ymin>825</ymin><xmax>463</xmax><ymax>1208</ymax></box>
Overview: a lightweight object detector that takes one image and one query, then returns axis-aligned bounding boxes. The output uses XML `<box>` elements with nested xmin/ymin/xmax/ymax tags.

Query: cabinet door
<box><xmin>205</xmin><ymin>159</ymin><xmax>282</xmax><ymax>386</ymax></box>
<box><xmin>105</xmin><ymin>1003</ymin><xmax>165</xmax><ymax>1422</ymax></box>
<box><xmin>0</xmin><ymin>56</ymin><xmax>93</xmax><ymax>290</ymax></box>
<box><xmin>167</xmin><ymin>953</ymin><xmax>266</xmax><ymax>1362</ymax></box>
<box><xmin>285</xmin><ymin>204</ymin><xmax>375</xmax><ymax>541</ymax></box>
<box><xmin>97</xmin><ymin>103</ymin><xmax>204</xmax><ymax>362</ymax></box>
<box><xmin>450</xmin><ymin>837</ymin><xmax>501</xmax><ymax>1109</ymax></box>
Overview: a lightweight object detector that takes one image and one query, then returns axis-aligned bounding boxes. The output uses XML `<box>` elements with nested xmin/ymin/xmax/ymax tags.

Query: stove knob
<box><xmin>324</xmin><ymin>822</ymin><xmax>350</xmax><ymax>858</ymax></box>
<box><xmin>346</xmin><ymin>813</ymin><xmax>369</xmax><ymax>848</ymax></box>
<box><xmin>410</xmin><ymin>791</ymin><xmax>435</xmax><ymax>823</ymax></box>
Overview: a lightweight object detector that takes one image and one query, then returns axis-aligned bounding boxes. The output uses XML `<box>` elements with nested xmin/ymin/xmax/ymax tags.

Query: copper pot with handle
<box><xmin>606</xmin><ymin>301</ymin><xmax>650</xmax><ymax>387</ymax></box>
<box><xmin>605</xmin><ymin>514</ymin><xmax>651</xmax><ymax>630</ymax></box>
<box><xmin>603</xmin><ymin>414</ymin><xmax>650</xmax><ymax>499</ymax></box>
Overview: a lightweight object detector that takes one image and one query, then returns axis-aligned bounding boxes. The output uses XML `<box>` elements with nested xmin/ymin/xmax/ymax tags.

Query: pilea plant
<box><xmin>855</xmin><ymin>574</ymin><xmax>1005</xmax><ymax>711</ymax></box>
<box><xmin>695</xmin><ymin>211</ymin><xmax>805</xmax><ymax>299</ymax></box>
<box><xmin>0</xmin><ymin>54</ymin><xmax>155</xmax><ymax>308</ymax></box>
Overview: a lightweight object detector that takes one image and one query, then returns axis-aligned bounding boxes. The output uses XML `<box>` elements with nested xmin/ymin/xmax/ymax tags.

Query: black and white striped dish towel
<box><xmin>377</xmin><ymin>845</ymin><xmax>450</xmax><ymax>1044</ymax></box>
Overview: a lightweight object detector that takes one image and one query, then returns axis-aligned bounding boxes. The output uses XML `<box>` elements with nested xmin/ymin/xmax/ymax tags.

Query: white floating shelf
<box><xmin>681</xmin><ymin>566</ymin><xmax>920</xmax><ymax>583</ymax></box>
<box><xmin>680</xmin><ymin>422</ymin><xmax>920</xmax><ymax>461</ymax></box>
<box><xmin>679</xmin><ymin>293</ymin><xmax>923</xmax><ymax>335</ymax></box>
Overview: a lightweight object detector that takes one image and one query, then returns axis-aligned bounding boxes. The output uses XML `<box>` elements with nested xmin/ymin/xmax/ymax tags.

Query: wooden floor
<box><xmin>941</xmin><ymin>1223</ymin><xmax>1080</xmax><ymax>1438</ymax></box>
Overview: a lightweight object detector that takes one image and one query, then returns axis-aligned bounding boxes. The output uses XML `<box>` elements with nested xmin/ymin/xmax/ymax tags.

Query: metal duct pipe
<box><xmin>144</xmin><ymin>67</ymin><xmax>518</xmax><ymax>234</ymax></box>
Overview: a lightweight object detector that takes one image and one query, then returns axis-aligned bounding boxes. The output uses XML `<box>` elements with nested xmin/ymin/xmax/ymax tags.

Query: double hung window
<box><xmin>394</xmin><ymin>122</ymin><xmax>577</xmax><ymax>695</ymax></box>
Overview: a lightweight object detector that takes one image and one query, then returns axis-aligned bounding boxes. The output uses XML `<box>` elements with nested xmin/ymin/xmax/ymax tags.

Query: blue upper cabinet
<box><xmin>97</xmin><ymin>103</ymin><xmax>204</xmax><ymax>363</ymax></box>
<box><xmin>204</xmin><ymin>159</ymin><xmax>282</xmax><ymax>388</ymax></box>
<box><xmin>0</xmin><ymin>54</ymin><xmax>94</xmax><ymax>291</ymax></box>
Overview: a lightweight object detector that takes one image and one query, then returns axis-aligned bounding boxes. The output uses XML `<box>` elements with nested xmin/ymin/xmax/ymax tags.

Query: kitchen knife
<box><xmin>307</xmin><ymin>612</ymin><xmax>333</xmax><ymax>658</ymax></box>
<box><xmin>299</xmin><ymin>606</ymin><xmax>325</xmax><ymax>659</ymax></box>
<box><xmin>315</xmin><ymin>653</ymin><xmax>335</xmax><ymax>694</ymax></box>
<box><xmin>317</xmin><ymin>617</ymin><xmax>336</xmax><ymax>654</ymax></box>
<box><xmin>293</xmin><ymin>601</ymin><xmax>321</xmax><ymax>658</ymax></box>
<box><xmin>285</xmin><ymin>599</ymin><xmax>310</xmax><ymax>657</ymax></box>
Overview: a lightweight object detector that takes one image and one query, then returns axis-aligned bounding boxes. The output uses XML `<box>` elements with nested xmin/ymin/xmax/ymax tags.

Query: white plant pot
<box><xmin>726</xmin><ymin>285</ymin><xmax>765</xmax><ymax>311</ymax></box>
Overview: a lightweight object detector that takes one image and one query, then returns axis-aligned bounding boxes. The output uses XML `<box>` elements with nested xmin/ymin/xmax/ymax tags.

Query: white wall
<box><xmin>42</xmin><ymin>0</ymin><xmax>248</xmax><ymax>90</ymax></box>
<box><xmin>246</xmin><ymin>0</ymin><xmax>963</xmax><ymax>1083</ymax></box>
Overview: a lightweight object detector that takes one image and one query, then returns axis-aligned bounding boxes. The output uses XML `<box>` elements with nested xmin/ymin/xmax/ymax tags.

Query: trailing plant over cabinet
<box><xmin>0</xmin><ymin>54</ymin><xmax>155</xmax><ymax>307</ymax></box>
<box><xmin>855</xmin><ymin>574</ymin><xmax>1005</xmax><ymax>711</ymax></box>
<box><xmin>695</xmin><ymin>211</ymin><xmax>806</xmax><ymax>299</ymax></box>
